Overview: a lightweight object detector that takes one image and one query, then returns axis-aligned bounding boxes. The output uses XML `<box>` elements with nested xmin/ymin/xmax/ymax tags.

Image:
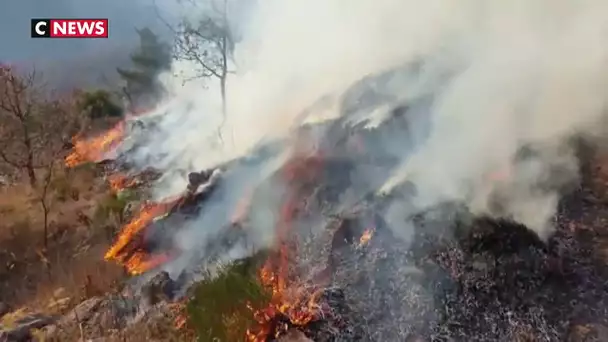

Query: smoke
<box><xmin>379</xmin><ymin>0</ymin><xmax>608</xmax><ymax>237</ymax></box>
<box><xmin>122</xmin><ymin>0</ymin><xmax>608</xmax><ymax>275</ymax></box>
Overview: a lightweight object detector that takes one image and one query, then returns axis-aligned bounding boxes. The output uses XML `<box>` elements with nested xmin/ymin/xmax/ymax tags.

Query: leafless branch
<box><xmin>38</xmin><ymin>158</ymin><xmax>56</xmax><ymax>250</ymax></box>
<box><xmin>0</xmin><ymin>149</ymin><xmax>25</xmax><ymax>168</ymax></box>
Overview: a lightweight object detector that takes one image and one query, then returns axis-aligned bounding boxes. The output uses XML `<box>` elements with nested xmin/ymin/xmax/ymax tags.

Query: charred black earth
<box><xmin>285</xmin><ymin>146</ymin><xmax>608</xmax><ymax>342</ymax></box>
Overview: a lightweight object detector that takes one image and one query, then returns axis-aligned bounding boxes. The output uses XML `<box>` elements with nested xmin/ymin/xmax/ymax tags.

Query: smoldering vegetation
<box><xmin>90</xmin><ymin>1</ymin><xmax>608</xmax><ymax>340</ymax></box>
<box><xmin>113</xmin><ymin>63</ymin><xmax>608</xmax><ymax>340</ymax></box>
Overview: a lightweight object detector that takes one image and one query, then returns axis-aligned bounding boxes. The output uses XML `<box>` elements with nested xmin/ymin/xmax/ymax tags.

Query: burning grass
<box><xmin>65</xmin><ymin>120</ymin><xmax>125</xmax><ymax>168</ymax></box>
<box><xmin>52</xmin><ymin>88</ymin><xmax>608</xmax><ymax>341</ymax></box>
<box><xmin>0</xmin><ymin>165</ymin><xmax>123</xmax><ymax>307</ymax></box>
<box><xmin>187</xmin><ymin>253</ymin><xmax>271</xmax><ymax>341</ymax></box>
<box><xmin>107</xmin><ymin>174</ymin><xmax>138</xmax><ymax>194</ymax></box>
<box><xmin>104</xmin><ymin>196</ymin><xmax>182</xmax><ymax>272</ymax></box>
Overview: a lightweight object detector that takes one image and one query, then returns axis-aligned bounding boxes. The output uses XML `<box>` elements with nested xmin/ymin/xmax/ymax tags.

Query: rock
<box><xmin>142</xmin><ymin>271</ymin><xmax>176</xmax><ymax>305</ymax></box>
<box><xmin>84</xmin><ymin>296</ymin><xmax>137</xmax><ymax>332</ymax></box>
<box><xmin>58</xmin><ymin>297</ymin><xmax>104</xmax><ymax>326</ymax></box>
<box><xmin>0</xmin><ymin>313</ymin><xmax>56</xmax><ymax>341</ymax></box>
<box><xmin>42</xmin><ymin>295</ymin><xmax>139</xmax><ymax>341</ymax></box>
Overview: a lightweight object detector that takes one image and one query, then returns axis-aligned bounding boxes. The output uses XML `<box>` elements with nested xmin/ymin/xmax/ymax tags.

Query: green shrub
<box><xmin>186</xmin><ymin>252</ymin><xmax>271</xmax><ymax>341</ymax></box>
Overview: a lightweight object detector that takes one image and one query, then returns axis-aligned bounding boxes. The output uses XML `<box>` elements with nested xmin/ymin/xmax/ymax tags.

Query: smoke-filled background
<box><xmin>118</xmin><ymin>0</ymin><xmax>608</xmax><ymax>276</ymax></box>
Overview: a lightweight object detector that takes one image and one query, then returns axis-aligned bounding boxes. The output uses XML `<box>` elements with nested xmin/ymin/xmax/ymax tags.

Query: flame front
<box><xmin>65</xmin><ymin>121</ymin><xmax>125</xmax><ymax>167</ymax></box>
<box><xmin>124</xmin><ymin>251</ymin><xmax>171</xmax><ymax>275</ymax></box>
<box><xmin>108</xmin><ymin>174</ymin><xmax>137</xmax><ymax>193</ymax></box>
<box><xmin>247</xmin><ymin>153</ymin><xmax>326</xmax><ymax>341</ymax></box>
<box><xmin>105</xmin><ymin>196</ymin><xmax>182</xmax><ymax>274</ymax></box>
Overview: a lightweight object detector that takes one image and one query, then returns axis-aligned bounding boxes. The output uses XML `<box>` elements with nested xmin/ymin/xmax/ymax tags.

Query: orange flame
<box><xmin>108</xmin><ymin>174</ymin><xmax>138</xmax><ymax>193</ymax></box>
<box><xmin>358</xmin><ymin>227</ymin><xmax>375</xmax><ymax>247</ymax></box>
<box><xmin>105</xmin><ymin>196</ymin><xmax>182</xmax><ymax>273</ymax></box>
<box><xmin>246</xmin><ymin>154</ymin><xmax>326</xmax><ymax>341</ymax></box>
<box><xmin>65</xmin><ymin>121</ymin><xmax>125</xmax><ymax>167</ymax></box>
<box><xmin>124</xmin><ymin>251</ymin><xmax>171</xmax><ymax>275</ymax></box>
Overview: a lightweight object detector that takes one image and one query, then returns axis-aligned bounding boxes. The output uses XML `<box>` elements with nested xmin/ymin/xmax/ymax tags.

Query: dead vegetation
<box><xmin>0</xmin><ymin>68</ymin><xmax>124</xmax><ymax>340</ymax></box>
<box><xmin>0</xmin><ymin>165</ymin><xmax>124</xmax><ymax>309</ymax></box>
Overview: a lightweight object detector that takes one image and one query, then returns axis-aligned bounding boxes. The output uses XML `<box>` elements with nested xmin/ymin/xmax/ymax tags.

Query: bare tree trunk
<box><xmin>26</xmin><ymin>153</ymin><xmax>36</xmax><ymax>188</ymax></box>
<box><xmin>39</xmin><ymin>162</ymin><xmax>54</xmax><ymax>250</ymax></box>
<box><xmin>22</xmin><ymin>125</ymin><xmax>37</xmax><ymax>188</ymax></box>
<box><xmin>216</xmin><ymin>0</ymin><xmax>231</xmax><ymax>145</ymax></box>
<box><xmin>218</xmin><ymin>73</ymin><xmax>227</xmax><ymax>142</ymax></box>
<box><xmin>42</xmin><ymin>200</ymin><xmax>49</xmax><ymax>249</ymax></box>
<box><xmin>217</xmin><ymin>30</ymin><xmax>229</xmax><ymax>145</ymax></box>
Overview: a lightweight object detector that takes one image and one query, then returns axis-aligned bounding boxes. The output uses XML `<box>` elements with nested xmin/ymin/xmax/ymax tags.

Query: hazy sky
<box><xmin>0</xmin><ymin>0</ymin><xmax>172</xmax><ymax>63</ymax></box>
<box><xmin>0</xmin><ymin>0</ymin><xmax>179</xmax><ymax>89</ymax></box>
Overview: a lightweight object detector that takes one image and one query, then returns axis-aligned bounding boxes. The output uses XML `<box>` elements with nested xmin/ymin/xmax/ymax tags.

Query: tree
<box><xmin>0</xmin><ymin>66</ymin><xmax>80</xmax><ymax>188</ymax></box>
<box><xmin>38</xmin><ymin>160</ymin><xmax>55</xmax><ymax>249</ymax></box>
<box><xmin>77</xmin><ymin>89</ymin><xmax>123</xmax><ymax>119</ymax></box>
<box><xmin>117</xmin><ymin>27</ymin><xmax>172</xmax><ymax>111</ymax></box>
<box><xmin>172</xmin><ymin>0</ymin><xmax>235</xmax><ymax>142</ymax></box>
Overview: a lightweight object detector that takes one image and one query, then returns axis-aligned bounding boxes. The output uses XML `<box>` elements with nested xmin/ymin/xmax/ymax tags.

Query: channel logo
<box><xmin>31</xmin><ymin>19</ymin><xmax>108</xmax><ymax>38</ymax></box>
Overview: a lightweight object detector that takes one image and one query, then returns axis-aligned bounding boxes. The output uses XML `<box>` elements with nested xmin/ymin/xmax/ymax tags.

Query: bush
<box><xmin>186</xmin><ymin>252</ymin><xmax>271</xmax><ymax>341</ymax></box>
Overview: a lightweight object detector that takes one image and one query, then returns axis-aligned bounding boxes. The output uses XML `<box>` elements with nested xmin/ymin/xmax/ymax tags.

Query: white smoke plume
<box><xmin>379</xmin><ymin>0</ymin><xmax>608</xmax><ymax>237</ymax></box>
<box><xmin>122</xmin><ymin>0</ymin><xmax>608</xmax><ymax>273</ymax></box>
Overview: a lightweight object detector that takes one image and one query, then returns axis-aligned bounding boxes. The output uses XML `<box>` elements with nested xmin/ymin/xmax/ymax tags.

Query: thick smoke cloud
<box><xmin>123</xmin><ymin>0</ymin><xmax>608</xmax><ymax>274</ymax></box>
<box><xmin>379</xmin><ymin>0</ymin><xmax>608</xmax><ymax>237</ymax></box>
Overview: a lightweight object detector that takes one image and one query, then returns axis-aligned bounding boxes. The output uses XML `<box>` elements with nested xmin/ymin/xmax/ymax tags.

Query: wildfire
<box><xmin>108</xmin><ymin>174</ymin><xmax>138</xmax><ymax>193</ymax></box>
<box><xmin>124</xmin><ymin>251</ymin><xmax>171</xmax><ymax>275</ymax></box>
<box><xmin>104</xmin><ymin>196</ymin><xmax>182</xmax><ymax>273</ymax></box>
<box><xmin>246</xmin><ymin>153</ymin><xmax>326</xmax><ymax>341</ymax></box>
<box><xmin>246</xmin><ymin>256</ymin><xmax>325</xmax><ymax>341</ymax></box>
<box><xmin>358</xmin><ymin>227</ymin><xmax>375</xmax><ymax>247</ymax></box>
<box><xmin>65</xmin><ymin>121</ymin><xmax>125</xmax><ymax>167</ymax></box>
<box><xmin>168</xmin><ymin>301</ymin><xmax>188</xmax><ymax>330</ymax></box>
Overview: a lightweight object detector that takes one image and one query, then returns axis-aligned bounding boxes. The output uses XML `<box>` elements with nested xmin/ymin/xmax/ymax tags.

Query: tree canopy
<box><xmin>117</xmin><ymin>28</ymin><xmax>172</xmax><ymax>111</ymax></box>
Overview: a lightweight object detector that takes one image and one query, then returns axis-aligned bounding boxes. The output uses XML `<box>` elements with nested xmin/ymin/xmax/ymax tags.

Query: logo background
<box><xmin>31</xmin><ymin>19</ymin><xmax>51</xmax><ymax>38</ymax></box>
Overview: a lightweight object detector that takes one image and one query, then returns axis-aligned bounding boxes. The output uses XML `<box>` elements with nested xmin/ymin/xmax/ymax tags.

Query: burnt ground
<box><xmin>94</xmin><ymin>83</ymin><xmax>608</xmax><ymax>342</ymax></box>
<box><xmin>284</xmin><ymin>146</ymin><xmax>608</xmax><ymax>342</ymax></box>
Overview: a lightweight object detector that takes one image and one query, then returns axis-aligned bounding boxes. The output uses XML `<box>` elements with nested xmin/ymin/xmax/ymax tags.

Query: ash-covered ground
<box><xmin>281</xmin><ymin>138</ymin><xmax>608</xmax><ymax>342</ymax></box>
<box><xmin>251</xmin><ymin>94</ymin><xmax>608</xmax><ymax>341</ymax></box>
<box><xmin>274</xmin><ymin>150</ymin><xmax>607</xmax><ymax>341</ymax></box>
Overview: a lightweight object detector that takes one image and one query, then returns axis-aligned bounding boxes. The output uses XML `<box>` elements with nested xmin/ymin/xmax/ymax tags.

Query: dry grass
<box><xmin>0</xmin><ymin>156</ymin><xmax>184</xmax><ymax>341</ymax></box>
<box><xmin>25</xmin><ymin>246</ymin><xmax>125</xmax><ymax>315</ymax></box>
<box><xmin>0</xmin><ymin>165</ymin><xmax>124</xmax><ymax>312</ymax></box>
<box><xmin>45</xmin><ymin>313</ymin><xmax>190</xmax><ymax>342</ymax></box>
